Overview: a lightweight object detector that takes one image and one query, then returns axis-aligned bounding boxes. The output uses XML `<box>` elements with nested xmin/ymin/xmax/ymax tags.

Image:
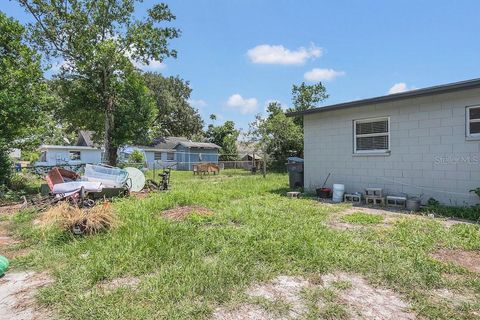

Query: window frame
<box><xmin>154</xmin><ymin>152</ymin><xmax>162</xmax><ymax>161</ymax></box>
<box><xmin>353</xmin><ymin>116</ymin><xmax>391</xmax><ymax>155</ymax></box>
<box><xmin>166</xmin><ymin>152</ymin><xmax>175</xmax><ymax>161</ymax></box>
<box><xmin>69</xmin><ymin>150</ymin><xmax>81</xmax><ymax>161</ymax></box>
<box><xmin>466</xmin><ymin>105</ymin><xmax>480</xmax><ymax>139</ymax></box>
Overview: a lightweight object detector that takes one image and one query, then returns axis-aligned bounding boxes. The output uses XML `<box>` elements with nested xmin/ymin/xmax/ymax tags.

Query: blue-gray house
<box><xmin>174</xmin><ymin>141</ymin><xmax>221</xmax><ymax>170</ymax></box>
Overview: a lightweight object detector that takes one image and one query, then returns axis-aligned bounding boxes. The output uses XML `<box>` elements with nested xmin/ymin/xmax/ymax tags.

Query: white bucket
<box><xmin>332</xmin><ymin>184</ymin><xmax>345</xmax><ymax>203</ymax></box>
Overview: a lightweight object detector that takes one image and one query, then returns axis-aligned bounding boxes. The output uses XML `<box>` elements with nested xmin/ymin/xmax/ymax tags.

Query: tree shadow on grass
<box><xmin>269</xmin><ymin>187</ymin><xmax>317</xmax><ymax>199</ymax></box>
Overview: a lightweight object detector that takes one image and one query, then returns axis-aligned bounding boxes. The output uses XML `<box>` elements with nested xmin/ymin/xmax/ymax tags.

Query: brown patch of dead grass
<box><xmin>162</xmin><ymin>205</ymin><xmax>212</xmax><ymax>220</ymax></box>
<box><xmin>431</xmin><ymin>248</ymin><xmax>480</xmax><ymax>273</ymax></box>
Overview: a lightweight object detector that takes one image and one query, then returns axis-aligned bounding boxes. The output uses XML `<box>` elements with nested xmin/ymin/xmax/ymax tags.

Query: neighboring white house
<box><xmin>288</xmin><ymin>78</ymin><xmax>480</xmax><ymax>206</ymax></box>
<box><xmin>35</xmin><ymin>145</ymin><xmax>102</xmax><ymax>166</ymax></box>
<box><xmin>35</xmin><ymin>132</ymin><xmax>220</xmax><ymax>170</ymax></box>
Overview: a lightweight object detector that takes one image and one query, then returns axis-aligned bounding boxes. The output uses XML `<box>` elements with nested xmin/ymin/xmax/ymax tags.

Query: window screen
<box><xmin>354</xmin><ymin>118</ymin><xmax>389</xmax><ymax>152</ymax></box>
<box><xmin>154</xmin><ymin>152</ymin><xmax>162</xmax><ymax>160</ymax></box>
<box><xmin>167</xmin><ymin>152</ymin><xmax>174</xmax><ymax>161</ymax></box>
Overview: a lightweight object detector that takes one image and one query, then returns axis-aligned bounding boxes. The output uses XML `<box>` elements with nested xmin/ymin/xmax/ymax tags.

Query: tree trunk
<box><xmin>103</xmin><ymin>97</ymin><xmax>116</xmax><ymax>166</ymax></box>
<box><xmin>108</xmin><ymin>145</ymin><xmax>118</xmax><ymax>166</ymax></box>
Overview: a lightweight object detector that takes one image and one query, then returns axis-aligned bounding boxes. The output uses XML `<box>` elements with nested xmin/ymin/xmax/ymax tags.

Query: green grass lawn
<box><xmin>8</xmin><ymin>170</ymin><xmax>480</xmax><ymax>319</ymax></box>
<box><xmin>341</xmin><ymin>212</ymin><xmax>384</xmax><ymax>225</ymax></box>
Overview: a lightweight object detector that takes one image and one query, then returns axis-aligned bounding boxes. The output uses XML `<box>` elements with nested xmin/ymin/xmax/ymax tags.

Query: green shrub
<box><xmin>423</xmin><ymin>204</ymin><xmax>480</xmax><ymax>222</ymax></box>
<box><xmin>7</xmin><ymin>173</ymin><xmax>29</xmax><ymax>191</ymax></box>
<box><xmin>0</xmin><ymin>147</ymin><xmax>12</xmax><ymax>186</ymax></box>
<box><xmin>128</xmin><ymin>149</ymin><xmax>145</xmax><ymax>164</ymax></box>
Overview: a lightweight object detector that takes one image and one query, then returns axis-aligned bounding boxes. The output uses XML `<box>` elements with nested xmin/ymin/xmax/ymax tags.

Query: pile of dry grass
<box><xmin>41</xmin><ymin>202</ymin><xmax>118</xmax><ymax>235</ymax></box>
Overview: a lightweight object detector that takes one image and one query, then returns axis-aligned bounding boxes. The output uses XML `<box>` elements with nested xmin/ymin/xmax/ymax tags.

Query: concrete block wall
<box><xmin>304</xmin><ymin>88</ymin><xmax>480</xmax><ymax>206</ymax></box>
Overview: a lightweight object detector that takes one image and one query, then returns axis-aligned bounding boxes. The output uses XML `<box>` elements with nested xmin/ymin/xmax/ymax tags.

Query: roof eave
<box><xmin>286</xmin><ymin>78</ymin><xmax>480</xmax><ymax>117</ymax></box>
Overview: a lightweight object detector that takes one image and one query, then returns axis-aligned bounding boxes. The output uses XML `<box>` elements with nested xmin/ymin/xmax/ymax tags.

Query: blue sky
<box><xmin>3</xmin><ymin>0</ymin><xmax>480</xmax><ymax>131</ymax></box>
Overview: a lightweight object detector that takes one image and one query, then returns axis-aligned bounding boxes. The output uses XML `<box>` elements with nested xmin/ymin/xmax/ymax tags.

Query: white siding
<box><xmin>303</xmin><ymin>88</ymin><xmax>480</xmax><ymax>206</ymax></box>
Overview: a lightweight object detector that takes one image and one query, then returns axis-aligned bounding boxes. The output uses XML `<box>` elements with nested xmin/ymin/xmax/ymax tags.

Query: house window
<box><xmin>353</xmin><ymin>117</ymin><xmax>390</xmax><ymax>154</ymax></box>
<box><xmin>167</xmin><ymin>152</ymin><xmax>174</xmax><ymax>161</ymax></box>
<box><xmin>69</xmin><ymin>151</ymin><xmax>81</xmax><ymax>161</ymax></box>
<box><xmin>466</xmin><ymin>106</ymin><xmax>480</xmax><ymax>138</ymax></box>
<box><xmin>154</xmin><ymin>152</ymin><xmax>162</xmax><ymax>160</ymax></box>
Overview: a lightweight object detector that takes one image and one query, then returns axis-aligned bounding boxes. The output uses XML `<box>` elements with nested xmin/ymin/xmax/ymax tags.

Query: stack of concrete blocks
<box><xmin>365</xmin><ymin>188</ymin><xmax>385</xmax><ymax>206</ymax></box>
<box><xmin>344</xmin><ymin>193</ymin><xmax>362</xmax><ymax>205</ymax></box>
<box><xmin>386</xmin><ymin>196</ymin><xmax>407</xmax><ymax>208</ymax></box>
<box><xmin>287</xmin><ymin>191</ymin><xmax>301</xmax><ymax>198</ymax></box>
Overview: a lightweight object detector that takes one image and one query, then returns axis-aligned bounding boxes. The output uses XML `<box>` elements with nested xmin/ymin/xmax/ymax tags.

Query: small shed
<box><xmin>35</xmin><ymin>145</ymin><xmax>102</xmax><ymax>167</ymax></box>
<box><xmin>240</xmin><ymin>153</ymin><xmax>262</xmax><ymax>170</ymax></box>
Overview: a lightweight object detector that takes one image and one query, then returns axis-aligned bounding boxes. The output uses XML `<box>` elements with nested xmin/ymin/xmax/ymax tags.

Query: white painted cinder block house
<box><xmin>288</xmin><ymin>78</ymin><xmax>480</xmax><ymax>206</ymax></box>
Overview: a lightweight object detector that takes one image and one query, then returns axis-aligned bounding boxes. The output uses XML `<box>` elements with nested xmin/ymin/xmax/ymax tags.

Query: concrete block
<box><xmin>430</xmin><ymin>126</ymin><xmax>452</xmax><ymax>136</ymax></box>
<box><xmin>344</xmin><ymin>193</ymin><xmax>362</xmax><ymax>204</ymax></box>
<box><xmin>386</xmin><ymin>196</ymin><xmax>407</xmax><ymax>208</ymax></box>
<box><xmin>365</xmin><ymin>188</ymin><xmax>383</xmax><ymax>196</ymax></box>
<box><xmin>365</xmin><ymin>196</ymin><xmax>386</xmax><ymax>206</ymax></box>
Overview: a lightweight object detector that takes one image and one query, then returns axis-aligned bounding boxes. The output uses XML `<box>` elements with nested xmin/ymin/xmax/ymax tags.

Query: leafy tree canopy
<box><xmin>249</xmin><ymin>102</ymin><xmax>303</xmax><ymax>168</ymax></box>
<box><xmin>0</xmin><ymin>11</ymin><xmax>49</xmax><ymax>148</ymax></box>
<box><xmin>206</xmin><ymin>120</ymin><xmax>240</xmax><ymax>161</ymax></box>
<box><xmin>0</xmin><ymin>12</ymin><xmax>50</xmax><ymax>183</ymax></box>
<box><xmin>288</xmin><ymin>81</ymin><xmax>328</xmax><ymax>127</ymax></box>
<box><xmin>143</xmin><ymin>72</ymin><xmax>204</xmax><ymax>138</ymax></box>
<box><xmin>18</xmin><ymin>0</ymin><xmax>180</xmax><ymax>165</ymax></box>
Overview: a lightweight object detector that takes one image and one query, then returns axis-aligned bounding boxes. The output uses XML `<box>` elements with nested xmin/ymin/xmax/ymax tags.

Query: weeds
<box><xmin>7</xmin><ymin>170</ymin><xmax>480</xmax><ymax>319</ymax></box>
<box><xmin>342</xmin><ymin>212</ymin><xmax>384</xmax><ymax>224</ymax></box>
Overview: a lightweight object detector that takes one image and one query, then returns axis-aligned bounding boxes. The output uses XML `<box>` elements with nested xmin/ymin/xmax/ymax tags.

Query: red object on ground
<box><xmin>45</xmin><ymin>167</ymin><xmax>80</xmax><ymax>191</ymax></box>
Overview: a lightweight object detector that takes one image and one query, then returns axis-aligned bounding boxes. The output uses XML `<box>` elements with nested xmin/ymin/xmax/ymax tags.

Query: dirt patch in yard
<box><xmin>212</xmin><ymin>273</ymin><xmax>415</xmax><ymax>319</ymax></box>
<box><xmin>162</xmin><ymin>206</ymin><xmax>213</xmax><ymax>220</ymax></box>
<box><xmin>322</xmin><ymin>272</ymin><xmax>415</xmax><ymax>320</ymax></box>
<box><xmin>432</xmin><ymin>288</ymin><xmax>474</xmax><ymax>307</ymax></box>
<box><xmin>431</xmin><ymin>248</ymin><xmax>480</xmax><ymax>273</ymax></box>
<box><xmin>0</xmin><ymin>199</ymin><xmax>27</xmax><ymax>215</ymax></box>
<box><xmin>327</xmin><ymin>207</ymin><xmax>400</xmax><ymax>231</ymax></box>
<box><xmin>0</xmin><ymin>271</ymin><xmax>53</xmax><ymax>320</ymax></box>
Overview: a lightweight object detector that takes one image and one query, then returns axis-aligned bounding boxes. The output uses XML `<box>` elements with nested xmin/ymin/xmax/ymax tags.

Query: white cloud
<box><xmin>388</xmin><ymin>82</ymin><xmax>416</xmax><ymax>94</ymax></box>
<box><xmin>226</xmin><ymin>94</ymin><xmax>258</xmax><ymax>114</ymax></box>
<box><xmin>247</xmin><ymin>43</ymin><xmax>322</xmax><ymax>65</ymax></box>
<box><xmin>304</xmin><ymin>68</ymin><xmax>345</xmax><ymax>81</ymax></box>
<box><xmin>189</xmin><ymin>99</ymin><xmax>207</xmax><ymax>108</ymax></box>
<box><xmin>133</xmin><ymin>59</ymin><xmax>166</xmax><ymax>71</ymax></box>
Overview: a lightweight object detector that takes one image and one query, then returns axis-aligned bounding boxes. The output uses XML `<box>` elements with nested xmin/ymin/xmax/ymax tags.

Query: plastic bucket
<box><xmin>332</xmin><ymin>184</ymin><xmax>345</xmax><ymax>203</ymax></box>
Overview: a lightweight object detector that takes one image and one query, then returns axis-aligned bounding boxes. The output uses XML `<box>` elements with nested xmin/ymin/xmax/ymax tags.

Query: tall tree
<box><xmin>0</xmin><ymin>12</ymin><xmax>48</xmax><ymax>184</ymax></box>
<box><xmin>143</xmin><ymin>72</ymin><xmax>204</xmax><ymax>138</ymax></box>
<box><xmin>205</xmin><ymin>121</ymin><xmax>240</xmax><ymax>161</ymax></box>
<box><xmin>249</xmin><ymin>102</ymin><xmax>303</xmax><ymax>168</ymax></box>
<box><xmin>18</xmin><ymin>0</ymin><xmax>180</xmax><ymax>165</ymax></box>
<box><xmin>289</xmin><ymin>82</ymin><xmax>328</xmax><ymax>127</ymax></box>
<box><xmin>53</xmin><ymin>68</ymin><xmax>157</xmax><ymax>152</ymax></box>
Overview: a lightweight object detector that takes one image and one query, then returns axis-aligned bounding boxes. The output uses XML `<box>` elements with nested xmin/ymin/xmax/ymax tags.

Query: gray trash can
<box><xmin>286</xmin><ymin>161</ymin><xmax>304</xmax><ymax>189</ymax></box>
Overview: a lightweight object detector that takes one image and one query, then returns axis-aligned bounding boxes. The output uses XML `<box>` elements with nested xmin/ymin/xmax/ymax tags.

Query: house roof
<box><xmin>39</xmin><ymin>145</ymin><xmax>100</xmax><ymax>151</ymax></box>
<box><xmin>241</xmin><ymin>153</ymin><xmax>262</xmax><ymax>160</ymax></box>
<box><xmin>175</xmin><ymin>141</ymin><xmax>221</xmax><ymax>149</ymax></box>
<box><xmin>76</xmin><ymin>130</ymin><xmax>96</xmax><ymax>147</ymax></box>
<box><xmin>286</xmin><ymin>78</ymin><xmax>480</xmax><ymax>117</ymax></box>
<box><xmin>150</xmin><ymin>136</ymin><xmax>190</xmax><ymax>150</ymax></box>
